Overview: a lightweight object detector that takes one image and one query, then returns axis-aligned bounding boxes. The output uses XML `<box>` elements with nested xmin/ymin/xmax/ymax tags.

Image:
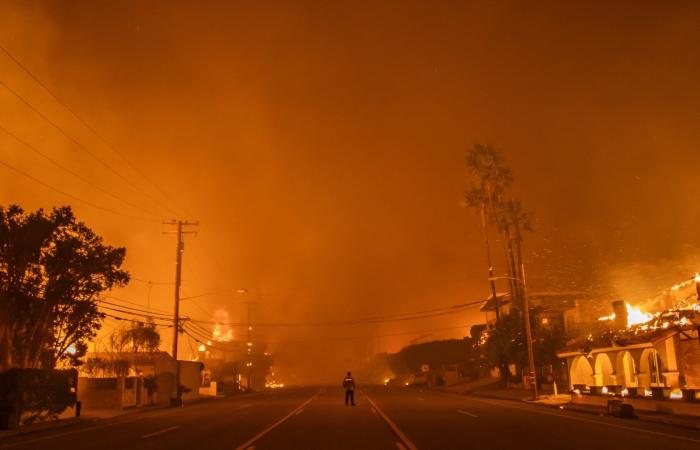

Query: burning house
<box><xmin>557</xmin><ymin>276</ymin><xmax>700</xmax><ymax>403</ymax></box>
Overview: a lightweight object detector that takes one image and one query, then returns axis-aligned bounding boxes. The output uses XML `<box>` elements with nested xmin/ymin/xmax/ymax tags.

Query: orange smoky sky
<box><xmin>1</xmin><ymin>0</ymin><xmax>700</xmax><ymax>383</ymax></box>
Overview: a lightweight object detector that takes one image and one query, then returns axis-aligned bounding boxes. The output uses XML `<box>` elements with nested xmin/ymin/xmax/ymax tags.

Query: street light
<box><xmin>489</xmin><ymin>269</ymin><xmax>538</xmax><ymax>401</ymax></box>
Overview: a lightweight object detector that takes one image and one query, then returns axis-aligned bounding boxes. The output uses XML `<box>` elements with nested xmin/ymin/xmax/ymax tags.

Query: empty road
<box><xmin>2</xmin><ymin>386</ymin><xmax>699</xmax><ymax>450</ymax></box>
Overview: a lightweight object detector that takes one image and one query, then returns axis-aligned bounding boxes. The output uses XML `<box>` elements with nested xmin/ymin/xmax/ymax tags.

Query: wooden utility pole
<box><xmin>481</xmin><ymin>204</ymin><xmax>500</xmax><ymax>322</ymax></box>
<box><xmin>163</xmin><ymin>219</ymin><xmax>198</xmax><ymax>406</ymax></box>
<box><xmin>521</xmin><ymin>263</ymin><xmax>538</xmax><ymax>400</ymax></box>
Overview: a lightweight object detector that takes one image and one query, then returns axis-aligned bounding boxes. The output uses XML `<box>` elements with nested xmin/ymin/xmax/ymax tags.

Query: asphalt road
<box><xmin>2</xmin><ymin>386</ymin><xmax>700</xmax><ymax>450</ymax></box>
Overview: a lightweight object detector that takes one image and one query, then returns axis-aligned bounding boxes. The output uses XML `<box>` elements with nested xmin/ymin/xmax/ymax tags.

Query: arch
<box><xmin>570</xmin><ymin>355</ymin><xmax>594</xmax><ymax>387</ymax></box>
<box><xmin>594</xmin><ymin>353</ymin><xmax>616</xmax><ymax>386</ymax></box>
<box><xmin>639</xmin><ymin>348</ymin><xmax>665</xmax><ymax>387</ymax></box>
<box><xmin>615</xmin><ymin>351</ymin><xmax>638</xmax><ymax>387</ymax></box>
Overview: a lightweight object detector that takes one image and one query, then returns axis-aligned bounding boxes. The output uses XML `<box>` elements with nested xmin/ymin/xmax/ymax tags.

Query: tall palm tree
<box><xmin>465</xmin><ymin>144</ymin><xmax>513</xmax><ymax>322</ymax></box>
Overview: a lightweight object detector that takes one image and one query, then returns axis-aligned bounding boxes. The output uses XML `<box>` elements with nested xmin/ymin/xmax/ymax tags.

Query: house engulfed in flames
<box><xmin>557</xmin><ymin>275</ymin><xmax>700</xmax><ymax>400</ymax></box>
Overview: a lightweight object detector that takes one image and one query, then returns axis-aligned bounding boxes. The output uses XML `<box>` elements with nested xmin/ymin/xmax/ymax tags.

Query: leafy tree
<box><xmin>110</xmin><ymin>321</ymin><xmax>161</xmax><ymax>353</ymax></box>
<box><xmin>485</xmin><ymin>312</ymin><xmax>526</xmax><ymax>382</ymax></box>
<box><xmin>0</xmin><ymin>205</ymin><xmax>128</xmax><ymax>370</ymax></box>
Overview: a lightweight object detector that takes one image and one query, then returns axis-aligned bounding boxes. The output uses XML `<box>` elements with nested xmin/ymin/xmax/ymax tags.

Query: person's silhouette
<box><xmin>342</xmin><ymin>371</ymin><xmax>356</xmax><ymax>406</ymax></box>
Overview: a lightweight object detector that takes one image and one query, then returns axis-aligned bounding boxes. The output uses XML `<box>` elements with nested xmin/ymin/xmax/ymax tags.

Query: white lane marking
<box><xmin>471</xmin><ymin>397</ymin><xmax>700</xmax><ymax>444</ymax></box>
<box><xmin>396</xmin><ymin>443</ymin><xmax>408</xmax><ymax>450</ymax></box>
<box><xmin>142</xmin><ymin>425</ymin><xmax>181</xmax><ymax>439</ymax></box>
<box><xmin>371</xmin><ymin>407</ymin><xmax>377</xmax><ymax>414</ymax></box>
<box><xmin>457</xmin><ymin>410</ymin><xmax>478</xmax><ymax>418</ymax></box>
<box><xmin>245</xmin><ymin>447</ymin><xmax>256</xmax><ymax>450</ymax></box>
<box><xmin>239</xmin><ymin>403</ymin><xmax>252</xmax><ymax>409</ymax></box>
<box><xmin>417</xmin><ymin>397</ymin><xmax>425</xmax><ymax>401</ymax></box>
<box><xmin>362</xmin><ymin>392</ymin><xmax>418</xmax><ymax>450</ymax></box>
<box><xmin>0</xmin><ymin>407</ymin><xmax>180</xmax><ymax>449</ymax></box>
<box><xmin>295</xmin><ymin>408</ymin><xmax>304</xmax><ymax>416</ymax></box>
<box><xmin>0</xmin><ymin>391</ymin><xmax>303</xmax><ymax>449</ymax></box>
<box><xmin>233</xmin><ymin>390</ymin><xmax>320</xmax><ymax>450</ymax></box>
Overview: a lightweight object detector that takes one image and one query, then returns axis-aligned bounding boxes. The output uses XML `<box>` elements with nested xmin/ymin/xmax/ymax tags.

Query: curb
<box><xmin>0</xmin><ymin>417</ymin><xmax>98</xmax><ymax>440</ymax></box>
<box><xmin>465</xmin><ymin>390</ymin><xmax>700</xmax><ymax>432</ymax></box>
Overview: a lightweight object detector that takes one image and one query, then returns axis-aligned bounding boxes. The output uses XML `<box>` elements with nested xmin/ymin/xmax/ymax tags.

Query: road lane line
<box><xmin>396</xmin><ymin>443</ymin><xmax>408</xmax><ymax>450</ymax></box>
<box><xmin>457</xmin><ymin>410</ymin><xmax>478</xmax><ymax>418</ymax></box>
<box><xmin>471</xmin><ymin>397</ymin><xmax>700</xmax><ymax>444</ymax></box>
<box><xmin>239</xmin><ymin>403</ymin><xmax>252</xmax><ymax>409</ymax></box>
<box><xmin>233</xmin><ymin>390</ymin><xmax>320</xmax><ymax>450</ymax></box>
<box><xmin>416</xmin><ymin>397</ymin><xmax>425</xmax><ymax>401</ymax></box>
<box><xmin>142</xmin><ymin>425</ymin><xmax>181</xmax><ymax>439</ymax></box>
<box><xmin>295</xmin><ymin>408</ymin><xmax>304</xmax><ymax>415</ymax></box>
<box><xmin>371</xmin><ymin>407</ymin><xmax>377</xmax><ymax>414</ymax></box>
<box><xmin>362</xmin><ymin>392</ymin><xmax>418</xmax><ymax>450</ymax></box>
<box><xmin>0</xmin><ymin>390</ymin><xmax>309</xmax><ymax>449</ymax></box>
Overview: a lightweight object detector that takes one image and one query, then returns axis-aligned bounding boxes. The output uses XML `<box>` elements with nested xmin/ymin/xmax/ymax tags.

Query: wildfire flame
<box><xmin>597</xmin><ymin>303</ymin><xmax>653</xmax><ymax>327</ymax></box>
<box><xmin>212</xmin><ymin>309</ymin><xmax>234</xmax><ymax>342</ymax></box>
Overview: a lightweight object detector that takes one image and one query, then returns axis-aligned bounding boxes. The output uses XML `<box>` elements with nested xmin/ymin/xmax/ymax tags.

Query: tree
<box><xmin>485</xmin><ymin>312</ymin><xmax>526</xmax><ymax>382</ymax></box>
<box><xmin>110</xmin><ymin>321</ymin><xmax>161</xmax><ymax>353</ymax></box>
<box><xmin>0</xmin><ymin>205</ymin><xmax>128</xmax><ymax>370</ymax></box>
<box><xmin>465</xmin><ymin>144</ymin><xmax>515</xmax><ymax>319</ymax></box>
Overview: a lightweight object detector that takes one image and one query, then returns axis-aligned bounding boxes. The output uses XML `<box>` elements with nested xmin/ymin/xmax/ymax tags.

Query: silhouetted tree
<box><xmin>110</xmin><ymin>321</ymin><xmax>161</xmax><ymax>353</ymax></box>
<box><xmin>0</xmin><ymin>205</ymin><xmax>128</xmax><ymax>370</ymax></box>
<box><xmin>465</xmin><ymin>144</ymin><xmax>515</xmax><ymax>318</ymax></box>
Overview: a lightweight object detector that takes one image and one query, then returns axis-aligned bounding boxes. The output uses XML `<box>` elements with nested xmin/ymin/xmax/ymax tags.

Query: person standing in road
<box><xmin>343</xmin><ymin>371</ymin><xmax>356</xmax><ymax>406</ymax></box>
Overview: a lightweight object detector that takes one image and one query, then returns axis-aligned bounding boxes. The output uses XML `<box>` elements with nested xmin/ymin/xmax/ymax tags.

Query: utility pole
<box><xmin>521</xmin><ymin>263</ymin><xmax>538</xmax><ymax>400</ymax></box>
<box><xmin>481</xmin><ymin>204</ymin><xmax>501</xmax><ymax>322</ymax></box>
<box><xmin>236</xmin><ymin>288</ymin><xmax>256</xmax><ymax>391</ymax></box>
<box><xmin>246</xmin><ymin>301</ymin><xmax>253</xmax><ymax>390</ymax></box>
<box><xmin>163</xmin><ymin>219</ymin><xmax>198</xmax><ymax>406</ymax></box>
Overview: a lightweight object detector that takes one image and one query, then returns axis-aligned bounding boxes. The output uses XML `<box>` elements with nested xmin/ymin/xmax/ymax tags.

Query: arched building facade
<box><xmin>558</xmin><ymin>326</ymin><xmax>700</xmax><ymax>393</ymax></box>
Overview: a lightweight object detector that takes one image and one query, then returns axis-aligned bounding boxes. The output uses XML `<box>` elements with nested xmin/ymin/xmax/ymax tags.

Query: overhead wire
<box><xmin>0</xmin><ymin>123</ymin><xmax>159</xmax><ymax>218</ymax></box>
<box><xmin>0</xmin><ymin>158</ymin><xmax>156</xmax><ymax>221</ymax></box>
<box><xmin>103</xmin><ymin>294</ymin><xmax>171</xmax><ymax>315</ymax></box>
<box><xmin>101</xmin><ymin>312</ymin><xmax>173</xmax><ymax>327</ymax></box>
<box><xmin>0</xmin><ymin>44</ymin><xmax>188</xmax><ymax>219</ymax></box>
<box><xmin>270</xmin><ymin>324</ymin><xmax>469</xmax><ymax>344</ymax></box>
<box><xmin>97</xmin><ymin>298</ymin><xmax>172</xmax><ymax>318</ymax></box>
<box><xmin>186</xmin><ymin>298</ymin><xmax>485</xmax><ymax>328</ymax></box>
<box><xmin>97</xmin><ymin>304</ymin><xmax>173</xmax><ymax>323</ymax></box>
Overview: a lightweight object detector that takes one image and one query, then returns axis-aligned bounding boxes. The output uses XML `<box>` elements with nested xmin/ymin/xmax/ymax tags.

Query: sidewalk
<box><xmin>464</xmin><ymin>384</ymin><xmax>700</xmax><ymax>431</ymax></box>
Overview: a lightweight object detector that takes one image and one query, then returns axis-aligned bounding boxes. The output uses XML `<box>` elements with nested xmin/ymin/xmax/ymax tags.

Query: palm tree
<box><xmin>465</xmin><ymin>144</ymin><xmax>513</xmax><ymax>322</ymax></box>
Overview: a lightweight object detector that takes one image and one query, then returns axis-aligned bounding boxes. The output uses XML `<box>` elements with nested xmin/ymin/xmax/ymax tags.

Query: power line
<box><xmin>186</xmin><ymin>299</ymin><xmax>484</xmax><ymax>328</ymax></box>
<box><xmin>130</xmin><ymin>277</ymin><xmax>173</xmax><ymax>285</ymax></box>
<box><xmin>0</xmin><ymin>158</ymin><xmax>156</xmax><ymax>221</ymax></box>
<box><xmin>97</xmin><ymin>304</ymin><xmax>173</xmax><ymax>323</ymax></box>
<box><xmin>104</xmin><ymin>294</ymin><xmax>171</xmax><ymax>315</ymax></box>
<box><xmin>0</xmin><ymin>44</ymin><xmax>189</xmax><ymax>219</ymax></box>
<box><xmin>0</xmin><ymin>77</ymin><xmax>176</xmax><ymax>218</ymax></box>
<box><xmin>0</xmin><ymin>123</ymin><xmax>158</xmax><ymax>218</ymax></box>
<box><xmin>98</xmin><ymin>298</ymin><xmax>172</xmax><ymax>318</ymax></box>
<box><xmin>271</xmin><ymin>325</ymin><xmax>469</xmax><ymax>344</ymax></box>
<box><xmin>101</xmin><ymin>312</ymin><xmax>173</xmax><ymax>327</ymax></box>
<box><xmin>182</xmin><ymin>328</ymin><xmax>239</xmax><ymax>352</ymax></box>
